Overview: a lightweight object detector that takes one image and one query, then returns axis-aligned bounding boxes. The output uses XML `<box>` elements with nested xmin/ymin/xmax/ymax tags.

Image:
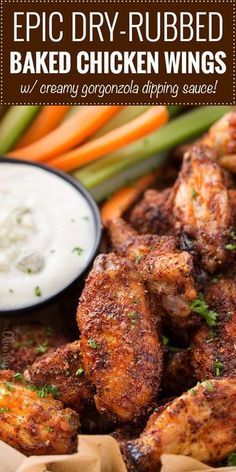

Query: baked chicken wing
<box><xmin>173</xmin><ymin>145</ymin><xmax>233</xmax><ymax>272</ymax></box>
<box><xmin>176</xmin><ymin>111</ymin><xmax>236</xmax><ymax>168</ymax></box>
<box><xmin>0</xmin><ymin>370</ymin><xmax>80</xmax><ymax>456</ymax></box>
<box><xmin>77</xmin><ymin>253</ymin><xmax>163</xmax><ymax>424</ymax></box>
<box><xmin>24</xmin><ymin>340</ymin><xmax>94</xmax><ymax>414</ymax></box>
<box><xmin>203</xmin><ymin>110</ymin><xmax>236</xmax><ymax>158</ymax></box>
<box><xmin>108</xmin><ymin>218</ymin><xmax>198</xmax><ymax>329</ymax></box>
<box><xmin>129</xmin><ymin>188</ymin><xmax>173</xmax><ymax>235</ymax></box>
<box><xmin>122</xmin><ymin>378</ymin><xmax>236</xmax><ymax>471</ymax></box>
<box><xmin>192</xmin><ymin>277</ymin><xmax>236</xmax><ymax>380</ymax></box>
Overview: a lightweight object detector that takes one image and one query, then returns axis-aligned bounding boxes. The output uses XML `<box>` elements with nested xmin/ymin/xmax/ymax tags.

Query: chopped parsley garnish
<box><xmin>3</xmin><ymin>382</ymin><xmax>15</xmax><ymax>392</ymax></box>
<box><xmin>202</xmin><ymin>380</ymin><xmax>214</xmax><ymax>391</ymax></box>
<box><xmin>189</xmin><ymin>380</ymin><xmax>214</xmax><ymax>395</ymax></box>
<box><xmin>214</xmin><ymin>359</ymin><xmax>224</xmax><ymax>377</ymax></box>
<box><xmin>225</xmin><ymin>243</ymin><xmax>236</xmax><ymax>251</ymax></box>
<box><xmin>230</xmin><ymin>231</ymin><xmax>236</xmax><ymax>240</ymax></box>
<box><xmin>228</xmin><ymin>453</ymin><xmax>236</xmax><ymax>466</ymax></box>
<box><xmin>27</xmin><ymin>384</ymin><xmax>60</xmax><ymax>398</ymax></box>
<box><xmin>9</xmin><ymin>288</ymin><xmax>14</xmax><ymax>294</ymax></box>
<box><xmin>45</xmin><ymin>425</ymin><xmax>53</xmax><ymax>432</ymax></box>
<box><xmin>161</xmin><ymin>335</ymin><xmax>180</xmax><ymax>353</ymax></box>
<box><xmin>13</xmin><ymin>373</ymin><xmax>23</xmax><ymax>382</ymax></box>
<box><xmin>27</xmin><ymin>268</ymin><xmax>32</xmax><ymax>274</ymax></box>
<box><xmin>135</xmin><ymin>254</ymin><xmax>142</xmax><ymax>264</ymax></box>
<box><xmin>190</xmin><ymin>294</ymin><xmax>218</xmax><ymax>327</ymax></box>
<box><xmin>192</xmin><ymin>188</ymin><xmax>198</xmax><ymax>199</ymax></box>
<box><xmin>128</xmin><ymin>311</ymin><xmax>139</xmax><ymax>325</ymax></box>
<box><xmin>76</xmin><ymin>367</ymin><xmax>84</xmax><ymax>376</ymax></box>
<box><xmin>72</xmin><ymin>246</ymin><xmax>84</xmax><ymax>256</ymax></box>
<box><xmin>34</xmin><ymin>286</ymin><xmax>42</xmax><ymax>297</ymax></box>
<box><xmin>88</xmin><ymin>338</ymin><xmax>99</xmax><ymax>349</ymax></box>
<box><xmin>161</xmin><ymin>335</ymin><xmax>169</xmax><ymax>346</ymax></box>
<box><xmin>0</xmin><ymin>407</ymin><xmax>9</xmax><ymax>413</ymax></box>
<box><xmin>35</xmin><ymin>341</ymin><xmax>49</xmax><ymax>354</ymax></box>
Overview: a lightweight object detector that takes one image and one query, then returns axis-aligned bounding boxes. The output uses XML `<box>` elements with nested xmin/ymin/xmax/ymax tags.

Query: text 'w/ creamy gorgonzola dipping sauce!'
<box><xmin>0</xmin><ymin>160</ymin><xmax>101</xmax><ymax>312</ymax></box>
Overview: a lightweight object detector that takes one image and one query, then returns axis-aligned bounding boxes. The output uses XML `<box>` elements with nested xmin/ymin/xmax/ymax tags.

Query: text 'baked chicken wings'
<box><xmin>108</xmin><ymin>217</ymin><xmax>197</xmax><ymax>329</ymax></box>
<box><xmin>0</xmin><ymin>371</ymin><xmax>80</xmax><ymax>456</ymax></box>
<box><xmin>77</xmin><ymin>253</ymin><xmax>163</xmax><ymax>424</ymax></box>
<box><xmin>192</xmin><ymin>277</ymin><xmax>236</xmax><ymax>380</ymax></box>
<box><xmin>122</xmin><ymin>378</ymin><xmax>236</xmax><ymax>471</ymax></box>
<box><xmin>173</xmin><ymin>145</ymin><xmax>233</xmax><ymax>272</ymax></box>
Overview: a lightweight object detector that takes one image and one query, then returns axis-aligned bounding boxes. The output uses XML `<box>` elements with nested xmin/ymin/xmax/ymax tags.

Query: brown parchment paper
<box><xmin>1</xmin><ymin>436</ymin><xmax>236</xmax><ymax>472</ymax></box>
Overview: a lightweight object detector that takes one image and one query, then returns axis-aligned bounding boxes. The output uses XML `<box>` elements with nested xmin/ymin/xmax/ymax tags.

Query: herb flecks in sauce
<box><xmin>34</xmin><ymin>286</ymin><xmax>42</xmax><ymax>297</ymax></box>
<box><xmin>72</xmin><ymin>246</ymin><xmax>84</xmax><ymax>256</ymax></box>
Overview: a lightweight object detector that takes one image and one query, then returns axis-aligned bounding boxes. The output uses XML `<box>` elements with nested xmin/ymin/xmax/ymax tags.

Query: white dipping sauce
<box><xmin>0</xmin><ymin>163</ymin><xmax>97</xmax><ymax>310</ymax></box>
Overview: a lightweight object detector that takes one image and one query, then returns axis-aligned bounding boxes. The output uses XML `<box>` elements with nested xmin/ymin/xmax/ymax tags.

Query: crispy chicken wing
<box><xmin>192</xmin><ymin>278</ymin><xmax>236</xmax><ymax>380</ymax></box>
<box><xmin>203</xmin><ymin>110</ymin><xmax>236</xmax><ymax>158</ymax></box>
<box><xmin>108</xmin><ymin>218</ymin><xmax>198</xmax><ymax>329</ymax></box>
<box><xmin>77</xmin><ymin>253</ymin><xmax>163</xmax><ymax>424</ymax></box>
<box><xmin>122</xmin><ymin>378</ymin><xmax>236</xmax><ymax>471</ymax></box>
<box><xmin>173</xmin><ymin>145</ymin><xmax>233</xmax><ymax>272</ymax></box>
<box><xmin>24</xmin><ymin>341</ymin><xmax>94</xmax><ymax>414</ymax></box>
<box><xmin>0</xmin><ymin>370</ymin><xmax>79</xmax><ymax>456</ymax></box>
<box><xmin>129</xmin><ymin>188</ymin><xmax>173</xmax><ymax>235</ymax></box>
<box><xmin>176</xmin><ymin>111</ymin><xmax>236</xmax><ymax>166</ymax></box>
<box><xmin>0</xmin><ymin>323</ymin><xmax>67</xmax><ymax>372</ymax></box>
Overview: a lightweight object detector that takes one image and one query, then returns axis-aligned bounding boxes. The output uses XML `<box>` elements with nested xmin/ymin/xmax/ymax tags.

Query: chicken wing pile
<box><xmin>1</xmin><ymin>111</ymin><xmax>236</xmax><ymax>468</ymax></box>
<box><xmin>0</xmin><ymin>370</ymin><xmax>79</xmax><ymax>455</ymax></box>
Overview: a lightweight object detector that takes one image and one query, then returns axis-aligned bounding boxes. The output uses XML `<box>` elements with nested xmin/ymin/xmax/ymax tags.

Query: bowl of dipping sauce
<box><xmin>0</xmin><ymin>158</ymin><xmax>102</xmax><ymax>316</ymax></box>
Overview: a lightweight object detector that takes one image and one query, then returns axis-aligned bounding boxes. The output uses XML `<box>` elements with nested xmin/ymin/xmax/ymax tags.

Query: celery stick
<box><xmin>92</xmin><ymin>106</ymin><xmax>150</xmax><ymax>139</ymax></box>
<box><xmin>90</xmin><ymin>153</ymin><xmax>167</xmax><ymax>202</ymax></box>
<box><xmin>0</xmin><ymin>106</ymin><xmax>40</xmax><ymax>153</ymax></box>
<box><xmin>74</xmin><ymin>106</ymin><xmax>231</xmax><ymax>190</ymax></box>
<box><xmin>93</xmin><ymin>105</ymin><xmax>180</xmax><ymax>138</ymax></box>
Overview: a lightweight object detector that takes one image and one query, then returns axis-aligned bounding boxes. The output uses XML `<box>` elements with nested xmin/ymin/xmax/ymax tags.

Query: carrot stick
<box><xmin>101</xmin><ymin>171</ymin><xmax>158</xmax><ymax>227</ymax></box>
<box><xmin>14</xmin><ymin>106</ymin><xmax>71</xmax><ymax>149</ymax></box>
<box><xmin>48</xmin><ymin>106</ymin><xmax>169</xmax><ymax>172</ymax></box>
<box><xmin>8</xmin><ymin>106</ymin><xmax>121</xmax><ymax>162</ymax></box>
